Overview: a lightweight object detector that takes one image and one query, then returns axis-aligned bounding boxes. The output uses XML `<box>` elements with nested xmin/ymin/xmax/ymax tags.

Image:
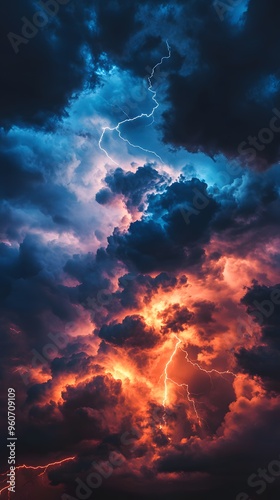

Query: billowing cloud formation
<box><xmin>106</xmin><ymin>177</ymin><xmax>219</xmax><ymax>272</ymax></box>
<box><xmin>96</xmin><ymin>163</ymin><xmax>169</xmax><ymax>211</ymax></box>
<box><xmin>236</xmin><ymin>283</ymin><xmax>280</xmax><ymax>392</ymax></box>
<box><xmin>3</xmin><ymin>0</ymin><xmax>280</xmax><ymax>166</ymax></box>
<box><xmin>1</xmin><ymin>155</ymin><xmax>279</xmax><ymax>498</ymax></box>
<box><xmin>1</xmin><ymin>1</ymin><xmax>280</xmax><ymax>500</ymax></box>
<box><xmin>98</xmin><ymin>315</ymin><xmax>160</xmax><ymax>348</ymax></box>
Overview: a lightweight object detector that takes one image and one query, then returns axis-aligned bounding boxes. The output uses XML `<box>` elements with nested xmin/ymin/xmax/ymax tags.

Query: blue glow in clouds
<box><xmin>98</xmin><ymin>41</ymin><xmax>171</xmax><ymax>166</ymax></box>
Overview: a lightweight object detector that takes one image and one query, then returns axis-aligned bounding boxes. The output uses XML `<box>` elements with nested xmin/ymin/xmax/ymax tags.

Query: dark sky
<box><xmin>0</xmin><ymin>1</ymin><xmax>280</xmax><ymax>499</ymax></box>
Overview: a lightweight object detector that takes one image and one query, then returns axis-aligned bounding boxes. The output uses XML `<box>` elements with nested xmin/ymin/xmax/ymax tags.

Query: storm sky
<box><xmin>1</xmin><ymin>1</ymin><xmax>280</xmax><ymax>499</ymax></box>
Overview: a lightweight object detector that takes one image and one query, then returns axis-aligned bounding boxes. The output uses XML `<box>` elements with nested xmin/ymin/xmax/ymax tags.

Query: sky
<box><xmin>0</xmin><ymin>1</ymin><xmax>280</xmax><ymax>499</ymax></box>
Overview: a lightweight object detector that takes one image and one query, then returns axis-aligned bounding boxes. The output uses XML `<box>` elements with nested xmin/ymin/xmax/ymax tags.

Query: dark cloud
<box><xmin>236</xmin><ymin>282</ymin><xmax>280</xmax><ymax>392</ymax></box>
<box><xmin>98</xmin><ymin>315</ymin><xmax>160</xmax><ymax>348</ymax></box>
<box><xmin>240</xmin><ymin>282</ymin><xmax>280</xmax><ymax>348</ymax></box>
<box><xmin>192</xmin><ymin>301</ymin><xmax>217</xmax><ymax>325</ymax></box>
<box><xmin>0</xmin><ymin>0</ymin><xmax>165</xmax><ymax>128</ymax></box>
<box><xmin>0</xmin><ymin>132</ymin><xmax>89</xmax><ymax>240</ymax></box>
<box><xmin>51</xmin><ymin>352</ymin><xmax>95</xmax><ymax>377</ymax></box>
<box><xmin>96</xmin><ymin>164</ymin><xmax>170</xmax><ymax>212</ymax></box>
<box><xmin>162</xmin><ymin>0</ymin><xmax>280</xmax><ymax>168</ymax></box>
<box><xmin>14</xmin><ymin>373</ymin><xmax>124</xmax><ymax>460</ymax></box>
<box><xmin>0</xmin><ymin>0</ymin><xmax>97</xmax><ymax>127</ymax></box>
<box><xmin>61</xmin><ymin>375</ymin><xmax>123</xmax><ymax>411</ymax></box>
<box><xmin>94</xmin><ymin>0</ymin><xmax>142</xmax><ymax>58</ymax></box>
<box><xmin>107</xmin><ymin>177</ymin><xmax>218</xmax><ymax>273</ymax></box>
<box><xmin>237</xmin><ymin>346</ymin><xmax>280</xmax><ymax>392</ymax></box>
<box><xmin>160</xmin><ymin>304</ymin><xmax>193</xmax><ymax>333</ymax></box>
<box><xmin>3</xmin><ymin>0</ymin><xmax>280</xmax><ymax>171</ymax></box>
<box><xmin>107</xmin><ymin>219</ymin><xmax>187</xmax><ymax>273</ymax></box>
<box><xmin>117</xmin><ymin>272</ymin><xmax>179</xmax><ymax>309</ymax></box>
<box><xmin>156</xmin><ymin>401</ymin><xmax>280</xmax><ymax>496</ymax></box>
<box><xmin>0</xmin><ymin>235</ymin><xmax>78</xmax><ymax>356</ymax></box>
<box><xmin>0</xmin><ymin>140</ymin><xmax>43</xmax><ymax>198</ymax></box>
<box><xmin>212</xmin><ymin>167</ymin><xmax>280</xmax><ymax>238</ymax></box>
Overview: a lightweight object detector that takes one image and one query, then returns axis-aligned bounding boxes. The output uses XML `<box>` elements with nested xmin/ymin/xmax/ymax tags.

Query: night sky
<box><xmin>1</xmin><ymin>1</ymin><xmax>280</xmax><ymax>499</ymax></box>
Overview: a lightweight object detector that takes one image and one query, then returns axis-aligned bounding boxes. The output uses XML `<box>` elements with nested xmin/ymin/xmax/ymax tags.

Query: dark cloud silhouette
<box><xmin>162</xmin><ymin>0</ymin><xmax>280</xmax><ymax>168</ymax></box>
<box><xmin>160</xmin><ymin>304</ymin><xmax>193</xmax><ymax>333</ymax></box>
<box><xmin>98</xmin><ymin>315</ymin><xmax>160</xmax><ymax>348</ymax></box>
<box><xmin>241</xmin><ymin>282</ymin><xmax>280</xmax><ymax>346</ymax></box>
<box><xmin>236</xmin><ymin>282</ymin><xmax>280</xmax><ymax>392</ymax></box>
<box><xmin>3</xmin><ymin>0</ymin><xmax>280</xmax><ymax>169</ymax></box>
<box><xmin>96</xmin><ymin>164</ymin><xmax>170</xmax><ymax>211</ymax></box>
<box><xmin>237</xmin><ymin>345</ymin><xmax>280</xmax><ymax>392</ymax></box>
<box><xmin>117</xmin><ymin>272</ymin><xmax>179</xmax><ymax>309</ymax></box>
<box><xmin>106</xmin><ymin>177</ymin><xmax>218</xmax><ymax>273</ymax></box>
<box><xmin>0</xmin><ymin>0</ymin><xmax>97</xmax><ymax>127</ymax></box>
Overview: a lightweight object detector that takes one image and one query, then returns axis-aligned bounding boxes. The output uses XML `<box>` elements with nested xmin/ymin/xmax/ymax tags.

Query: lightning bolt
<box><xmin>162</xmin><ymin>335</ymin><xmax>202</xmax><ymax>427</ymax></box>
<box><xmin>163</xmin><ymin>335</ymin><xmax>182</xmax><ymax>409</ymax></box>
<box><xmin>166</xmin><ymin>377</ymin><xmax>202</xmax><ymax>426</ymax></box>
<box><xmin>98</xmin><ymin>40</ymin><xmax>171</xmax><ymax>166</ymax></box>
<box><xmin>0</xmin><ymin>456</ymin><xmax>76</xmax><ymax>495</ymax></box>
<box><xmin>9</xmin><ymin>328</ymin><xmax>20</xmax><ymax>334</ymax></box>
<box><xmin>162</xmin><ymin>335</ymin><xmax>236</xmax><ymax>428</ymax></box>
<box><xmin>180</xmin><ymin>346</ymin><xmax>236</xmax><ymax>381</ymax></box>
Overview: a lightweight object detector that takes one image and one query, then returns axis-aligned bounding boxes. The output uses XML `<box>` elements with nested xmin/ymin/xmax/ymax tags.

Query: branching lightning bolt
<box><xmin>163</xmin><ymin>336</ymin><xmax>182</xmax><ymax>409</ymax></box>
<box><xmin>0</xmin><ymin>457</ymin><xmax>76</xmax><ymax>495</ymax></box>
<box><xmin>180</xmin><ymin>346</ymin><xmax>236</xmax><ymax>382</ymax></box>
<box><xmin>98</xmin><ymin>41</ymin><xmax>171</xmax><ymax>166</ymax></box>
<box><xmin>162</xmin><ymin>335</ymin><xmax>236</xmax><ymax>428</ymax></box>
<box><xmin>162</xmin><ymin>335</ymin><xmax>202</xmax><ymax>427</ymax></box>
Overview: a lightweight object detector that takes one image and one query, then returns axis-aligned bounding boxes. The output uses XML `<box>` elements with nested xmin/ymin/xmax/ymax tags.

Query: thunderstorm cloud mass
<box><xmin>0</xmin><ymin>1</ymin><xmax>280</xmax><ymax>499</ymax></box>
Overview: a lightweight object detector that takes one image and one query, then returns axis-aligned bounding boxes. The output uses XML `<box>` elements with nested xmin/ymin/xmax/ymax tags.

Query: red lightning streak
<box><xmin>9</xmin><ymin>328</ymin><xmax>20</xmax><ymax>334</ymax></box>
<box><xmin>162</xmin><ymin>334</ymin><xmax>237</xmax><ymax>427</ymax></box>
<box><xmin>0</xmin><ymin>456</ymin><xmax>76</xmax><ymax>496</ymax></box>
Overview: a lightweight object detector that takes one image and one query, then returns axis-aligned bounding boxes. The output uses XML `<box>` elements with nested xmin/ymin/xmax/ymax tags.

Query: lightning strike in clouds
<box><xmin>167</xmin><ymin>377</ymin><xmax>202</xmax><ymax>425</ymax></box>
<box><xmin>98</xmin><ymin>41</ymin><xmax>171</xmax><ymax>165</ymax></box>
<box><xmin>161</xmin><ymin>335</ymin><xmax>237</xmax><ymax>428</ymax></box>
<box><xmin>180</xmin><ymin>346</ymin><xmax>237</xmax><ymax>381</ymax></box>
<box><xmin>163</xmin><ymin>335</ymin><xmax>182</xmax><ymax>409</ymax></box>
<box><xmin>0</xmin><ymin>457</ymin><xmax>76</xmax><ymax>496</ymax></box>
<box><xmin>162</xmin><ymin>335</ymin><xmax>202</xmax><ymax>427</ymax></box>
<box><xmin>9</xmin><ymin>328</ymin><xmax>20</xmax><ymax>334</ymax></box>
